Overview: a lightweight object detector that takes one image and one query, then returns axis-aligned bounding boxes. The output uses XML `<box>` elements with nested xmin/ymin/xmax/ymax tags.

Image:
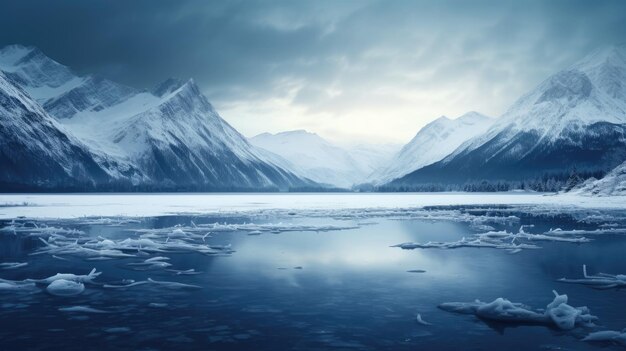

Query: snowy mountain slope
<box><xmin>43</xmin><ymin>75</ymin><xmax>137</xmax><ymax>119</ymax></box>
<box><xmin>106</xmin><ymin>80</ymin><xmax>311</xmax><ymax>189</ymax></box>
<box><xmin>391</xmin><ymin>44</ymin><xmax>626</xmax><ymax>187</ymax></box>
<box><xmin>0</xmin><ymin>70</ymin><xmax>142</xmax><ymax>190</ymax></box>
<box><xmin>249</xmin><ymin>130</ymin><xmax>393</xmax><ymax>188</ymax></box>
<box><xmin>60</xmin><ymin>78</ymin><xmax>314</xmax><ymax>190</ymax></box>
<box><xmin>346</xmin><ymin>143</ymin><xmax>399</xmax><ymax>181</ymax></box>
<box><xmin>371</xmin><ymin>112</ymin><xmax>492</xmax><ymax>184</ymax></box>
<box><xmin>571</xmin><ymin>161</ymin><xmax>626</xmax><ymax>196</ymax></box>
<box><xmin>0</xmin><ymin>45</ymin><xmax>315</xmax><ymax>191</ymax></box>
<box><xmin>151</xmin><ymin>78</ymin><xmax>185</xmax><ymax>97</ymax></box>
<box><xmin>0</xmin><ymin>45</ymin><xmax>136</xmax><ymax>119</ymax></box>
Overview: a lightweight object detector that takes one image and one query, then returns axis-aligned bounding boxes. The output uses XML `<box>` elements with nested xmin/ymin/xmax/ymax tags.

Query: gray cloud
<box><xmin>1</xmin><ymin>0</ymin><xmax>625</xmax><ymax>142</ymax></box>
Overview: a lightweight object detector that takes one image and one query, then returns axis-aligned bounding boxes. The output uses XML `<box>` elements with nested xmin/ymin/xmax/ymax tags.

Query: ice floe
<box><xmin>545</xmin><ymin>227</ymin><xmax>626</xmax><ymax>236</ymax></box>
<box><xmin>46</xmin><ymin>279</ymin><xmax>85</xmax><ymax>296</ymax></box>
<box><xmin>438</xmin><ymin>290</ymin><xmax>597</xmax><ymax>330</ymax></box>
<box><xmin>32</xmin><ymin>229</ymin><xmax>233</xmax><ymax>261</ymax></box>
<box><xmin>583</xmin><ymin>330</ymin><xmax>626</xmax><ymax>346</ymax></box>
<box><xmin>31</xmin><ymin>268</ymin><xmax>102</xmax><ymax>284</ymax></box>
<box><xmin>127</xmin><ymin>256</ymin><xmax>172</xmax><ymax>270</ymax></box>
<box><xmin>558</xmin><ymin>265</ymin><xmax>626</xmax><ymax>289</ymax></box>
<box><xmin>393</xmin><ymin>235</ymin><xmax>540</xmax><ymax>252</ymax></box>
<box><xmin>0</xmin><ymin>278</ymin><xmax>37</xmax><ymax>292</ymax></box>
<box><xmin>393</xmin><ymin>226</ymin><xmax>590</xmax><ymax>253</ymax></box>
<box><xmin>166</xmin><ymin>268</ymin><xmax>203</xmax><ymax>275</ymax></box>
<box><xmin>59</xmin><ymin>305</ymin><xmax>108</xmax><ymax>313</ymax></box>
<box><xmin>416</xmin><ymin>313</ymin><xmax>432</xmax><ymax>326</ymax></box>
<box><xmin>103</xmin><ymin>278</ymin><xmax>201</xmax><ymax>290</ymax></box>
<box><xmin>0</xmin><ymin>262</ymin><xmax>28</xmax><ymax>270</ymax></box>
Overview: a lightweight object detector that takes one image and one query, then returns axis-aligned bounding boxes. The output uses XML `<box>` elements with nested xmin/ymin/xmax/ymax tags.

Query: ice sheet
<box><xmin>1</xmin><ymin>193</ymin><xmax>625</xmax><ymax>219</ymax></box>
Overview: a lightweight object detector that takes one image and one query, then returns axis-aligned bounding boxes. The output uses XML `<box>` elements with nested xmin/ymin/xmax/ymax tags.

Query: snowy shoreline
<box><xmin>0</xmin><ymin>192</ymin><xmax>625</xmax><ymax>219</ymax></box>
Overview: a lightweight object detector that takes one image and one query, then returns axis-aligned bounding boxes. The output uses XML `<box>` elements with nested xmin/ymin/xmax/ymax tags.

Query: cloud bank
<box><xmin>1</xmin><ymin>0</ymin><xmax>625</xmax><ymax>143</ymax></box>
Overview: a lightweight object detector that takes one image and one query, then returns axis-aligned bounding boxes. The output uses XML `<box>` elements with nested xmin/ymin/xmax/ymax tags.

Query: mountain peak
<box><xmin>176</xmin><ymin>78</ymin><xmax>200</xmax><ymax>94</ymax></box>
<box><xmin>574</xmin><ymin>44</ymin><xmax>626</xmax><ymax>71</ymax></box>
<box><xmin>151</xmin><ymin>77</ymin><xmax>185</xmax><ymax>97</ymax></box>
<box><xmin>278</xmin><ymin>129</ymin><xmax>315</xmax><ymax>136</ymax></box>
<box><xmin>0</xmin><ymin>44</ymin><xmax>39</xmax><ymax>67</ymax></box>
<box><xmin>151</xmin><ymin>77</ymin><xmax>216</xmax><ymax>116</ymax></box>
<box><xmin>456</xmin><ymin>111</ymin><xmax>490</xmax><ymax>123</ymax></box>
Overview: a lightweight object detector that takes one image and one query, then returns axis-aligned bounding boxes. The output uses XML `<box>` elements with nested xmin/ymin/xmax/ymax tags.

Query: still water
<box><xmin>0</xmin><ymin>205</ymin><xmax>625</xmax><ymax>350</ymax></box>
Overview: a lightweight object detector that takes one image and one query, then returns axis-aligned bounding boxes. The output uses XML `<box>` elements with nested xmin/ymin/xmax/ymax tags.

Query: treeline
<box><xmin>376</xmin><ymin>169</ymin><xmax>605</xmax><ymax>193</ymax></box>
<box><xmin>0</xmin><ymin>180</ymin><xmax>352</xmax><ymax>193</ymax></box>
<box><xmin>0</xmin><ymin>180</ymin><xmax>284</xmax><ymax>193</ymax></box>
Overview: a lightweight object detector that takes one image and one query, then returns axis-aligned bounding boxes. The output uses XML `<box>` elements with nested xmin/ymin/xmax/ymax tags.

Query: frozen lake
<box><xmin>0</xmin><ymin>192</ymin><xmax>625</xmax><ymax>218</ymax></box>
<box><xmin>1</xmin><ymin>193</ymin><xmax>626</xmax><ymax>350</ymax></box>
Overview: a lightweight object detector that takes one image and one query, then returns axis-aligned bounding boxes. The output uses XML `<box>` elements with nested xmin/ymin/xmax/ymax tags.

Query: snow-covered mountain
<box><xmin>0</xmin><ymin>45</ymin><xmax>136</xmax><ymax>119</ymax></box>
<box><xmin>0</xmin><ymin>45</ymin><xmax>315</xmax><ymax>191</ymax></box>
<box><xmin>371</xmin><ymin>112</ymin><xmax>492</xmax><ymax>184</ymax></box>
<box><xmin>250</xmin><ymin>130</ymin><xmax>396</xmax><ymax>188</ymax></box>
<box><xmin>571</xmin><ymin>161</ymin><xmax>626</xmax><ymax>196</ymax></box>
<box><xmin>0</xmin><ymin>70</ymin><xmax>143</xmax><ymax>190</ymax></box>
<box><xmin>391</xmin><ymin>44</ymin><xmax>626</xmax><ymax>187</ymax></box>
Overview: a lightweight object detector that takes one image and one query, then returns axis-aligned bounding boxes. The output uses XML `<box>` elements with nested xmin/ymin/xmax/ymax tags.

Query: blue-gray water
<box><xmin>1</xmin><ymin>206</ymin><xmax>626</xmax><ymax>350</ymax></box>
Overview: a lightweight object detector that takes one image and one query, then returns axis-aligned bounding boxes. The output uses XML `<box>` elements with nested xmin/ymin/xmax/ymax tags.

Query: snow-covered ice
<box><xmin>58</xmin><ymin>305</ymin><xmax>109</xmax><ymax>313</ymax></box>
<box><xmin>439</xmin><ymin>290</ymin><xmax>597</xmax><ymax>330</ymax></box>
<box><xmin>46</xmin><ymin>279</ymin><xmax>85</xmax><ymax>296</ymax></box>
<box><xmin>583</xmin><ymin>330</ymin><xmax>626</xmax><ymax>346</ymax></box>
<box><xmin>558</xmin><ymin>265</ymin><xmax>626</xmax><ymax>289</ymax></box>
<box><xmin>1</xmin><ymin>193</ymin><xmax>625</xmax><ymax>219</ymax></box>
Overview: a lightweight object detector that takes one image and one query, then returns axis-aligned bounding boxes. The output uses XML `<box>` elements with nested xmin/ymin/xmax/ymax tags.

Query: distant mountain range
<box><xmin>250</xmin><ymin>130</ymin><xmax>397</xmax><ymax>188</ymax></box>
<box><xmin>385</xmin><ymin>44</ymin><xmax>626</xmax><ymax>190</ymax></box>
<box><xmin>0</xmin><ymin>45</ymin><xmax>316</xmax><ymax>191</ymax></box>
<box><xmin>371</xmin><ymin>112</ymin><xmax>493</xmax><ymax>185</ymax></box>
<box><xmin>2</xmin><ymin>44</ymin><xmax>626</xmax><ymax>192</ymax></box>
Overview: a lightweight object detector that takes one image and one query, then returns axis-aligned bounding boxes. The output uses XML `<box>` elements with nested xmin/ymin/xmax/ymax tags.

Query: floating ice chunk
<box><xmin>393</xmin><ymin>225</ymin><xmax>590</xmax><ymax>253</ymax></box>
<box><xmin>469</xmin><ymin>224</ymin><xmax>496</xmax><ymax>232</ymax></box>
<box><xmin>59</xmin><ymin>306</ymin><xmax>108</xmax><ymax>313</ymax></box>
<box><xmin>416</xmin><ymin>313</ymin><xmax>432</xmax><ymax>326</ymax></box>
<box><xmin>147</xmin><ymin>278</ymin><xmax>201</xmax><ymax>289</ymax></box>
<box><xmin>104</xmin><ymin>278</ymin><xmax>200</xmax><ymax>290</ymax></box>
<box><xmin>583</xmin><ymin>330</ymin><xmax>626</xmax><ymax>346</ymax></box>
<box><xmin>438</xmin><ymin>290</ymin><xmax>596</xmax><ymax>330</ymax></box>
<box><xmin>392</xmin><ymin>237</ymin><xmax>539</xmax><ymax>251</ymax></box>
<box><xmin>34</xmin><ymin>268</ymin><xmax>101</xmax><ymax>284</ymax></box>
<box><xmin>546</xmin><ymin>228</ymin><xmax>626</xmax><ymax>236</ymax></box>
<box><xmin>103</xmin><ymin>280</ymin><xmax>149</xmax><ymax>289</ymax></box>
<box><xmin>558</xmin><ymin>264</ymin><xmax>626</xmax><ymax>289</ymax></box>
<box><xmin>127</xmin><ymin>256</ymin><xmax>172</xmax><ymax>270</ymax></box>
<box><xmin>247</xmin><ymin>230</ymin><xmax>263</xmax><ymax>235</ymax></box>
<box><xmin>0</xmin><ymin>262</ymin><xmax>28</xmax><ymax>270</ymax></box>
<box><xmin>167</xmin><ymin>269</ymin><xmax>202</xmax><ymax>275</ymax></box>
<box><xmin>46</xmin><ymin>279</ymin><xmax>85</xmax><ymax>296</ymax></box>
<box><xmin>0</xmin><ymin>278</ymin><xmax>37</xmax><ymax>292</ymax></box>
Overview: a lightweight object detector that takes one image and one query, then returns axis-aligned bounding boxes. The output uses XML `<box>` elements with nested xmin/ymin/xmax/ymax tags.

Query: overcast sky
<box><xmin>1</xmin><ymin>0</ymin><xmax>625</xmax><ymax>144</ymax></box>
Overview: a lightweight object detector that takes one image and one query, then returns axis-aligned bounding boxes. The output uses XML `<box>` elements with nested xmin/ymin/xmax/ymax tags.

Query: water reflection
<box><xmin>0</xmin><ymin>209</ymin><xmax>625</xmax><ymax>350</ymax></box>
